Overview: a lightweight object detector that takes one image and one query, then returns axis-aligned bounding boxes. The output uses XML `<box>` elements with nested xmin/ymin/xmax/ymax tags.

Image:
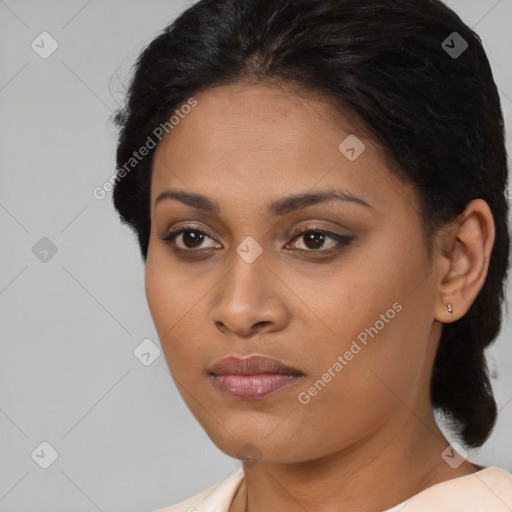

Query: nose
<box><xmin>211</xmin><ymin>257</ymin><xmax>288</xmax><ymax>338</ymax></box>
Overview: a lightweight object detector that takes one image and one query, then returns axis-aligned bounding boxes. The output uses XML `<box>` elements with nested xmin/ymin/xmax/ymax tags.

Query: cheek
<box><xmin>303</xmin><ymin>241</ymin><xmax>430</xmax><ymax>400</ymax></box>
<box><xmin>145</xmin><ymin>252</ymin><xmax>183</xmax><ymax>352</ymax></box>
<box><xmin>145</xmin><ymin>242</ymin><xmax>190</xmax><ymax>329</ymax></box>
<box><xmin>144</xmin><ymin>253</ymin><xmax>169</xmax><ymax>329</ymax></box>
<box><xmin>144</xmin><ymin>251</ymin><xmax>205</xmax><ymax>375</ymax></box>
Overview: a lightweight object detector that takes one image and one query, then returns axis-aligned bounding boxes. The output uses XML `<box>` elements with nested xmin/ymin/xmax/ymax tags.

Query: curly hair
<box><xmin>111</xmin><ymin>0</ymin><xmax>510</xmax><ymax>448</ymax></box>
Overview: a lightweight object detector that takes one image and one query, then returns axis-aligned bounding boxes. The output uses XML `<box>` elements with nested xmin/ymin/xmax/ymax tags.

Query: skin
<box><xmin>145</xmin><ymin>81</ymin><xmax>495</xmax><ymax>512</ymax></box>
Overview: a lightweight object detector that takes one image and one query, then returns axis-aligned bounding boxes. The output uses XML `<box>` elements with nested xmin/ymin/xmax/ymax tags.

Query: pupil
<box><xmin>184</xmin><ymin>230</ymin><xmax>203</xmax><ymax>248</ymax></box>
<box><xmin>305</xmin><ymin>232</ymin><xmax>324</xmax><ymax>249</ymax></box>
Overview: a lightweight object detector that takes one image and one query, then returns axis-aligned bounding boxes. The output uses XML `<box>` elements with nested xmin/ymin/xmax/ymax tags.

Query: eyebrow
<box><xmin>154</xmin><ymin>188</ymin><xmax>373</xmax><ymax>216</ymax></box>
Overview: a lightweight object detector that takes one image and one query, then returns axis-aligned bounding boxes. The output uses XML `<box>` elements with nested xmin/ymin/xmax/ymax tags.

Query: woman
<box><xmin>111</xmin><ymin>0</ymin><xmax>512</xmax><ymax>510</ymax></box>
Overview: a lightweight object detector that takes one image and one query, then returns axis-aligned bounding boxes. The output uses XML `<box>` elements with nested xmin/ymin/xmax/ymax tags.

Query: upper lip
<box><xmin>209</xmin><ymin>355</ymin><xmax>304</xmax><ymax>375</ymax></box>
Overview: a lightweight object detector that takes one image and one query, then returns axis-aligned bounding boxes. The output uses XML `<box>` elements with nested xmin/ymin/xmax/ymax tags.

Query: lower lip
<box><xmin>211</xmin><ymin>373</ymin><xmax>302</xmax><ymax>399</ymax></box>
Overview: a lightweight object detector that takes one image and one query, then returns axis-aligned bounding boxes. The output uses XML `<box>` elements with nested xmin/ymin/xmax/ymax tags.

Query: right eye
<box><xmin>159</xmin><ymin>225</ymin><xmax>221</xmax><ymax>251</ymax></box>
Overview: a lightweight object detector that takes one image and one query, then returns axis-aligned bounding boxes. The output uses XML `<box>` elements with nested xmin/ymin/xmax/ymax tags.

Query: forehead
<box><xmin>158</xmin><ymin>81</ymin><xmax>362</xmax><ymax>150</ymax></box>
<box><xmin>150</xmin><ymin>82</ymin><xmax>410</xmax><ymax>214</ymax></box>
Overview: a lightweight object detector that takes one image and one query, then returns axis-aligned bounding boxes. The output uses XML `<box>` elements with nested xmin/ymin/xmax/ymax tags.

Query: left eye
<box><xmin>159</xmin><ymin>226</ymin><xmax>352</xmax><ymax>253</ymax></box>
<box><xmin>287</xmin><ymin>228</ymin><xmax>352</xmax><ymax>252</ymax></box>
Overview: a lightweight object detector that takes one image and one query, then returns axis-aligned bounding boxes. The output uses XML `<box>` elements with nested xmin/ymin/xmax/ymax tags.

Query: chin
<box><xmin>202</xmin><ymin>422</ymin><xmax>312</xmax><ymax>465</ymax></box>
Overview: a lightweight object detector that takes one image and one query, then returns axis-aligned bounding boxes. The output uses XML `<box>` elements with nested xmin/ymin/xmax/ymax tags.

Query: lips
<box><xmin>208</xmin><ymin>355</ymin><xmax>304</xmax><ymax>399</ymax></box>
<box><xmin>208</xmin><ymin>355</ymin><xmax>304</xmax><ymax>376</ymax></box>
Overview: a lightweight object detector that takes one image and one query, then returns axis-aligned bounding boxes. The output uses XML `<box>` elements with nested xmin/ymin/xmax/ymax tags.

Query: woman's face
<box><xmin>145</xmin><ymin>82</ymin><xmax>443</xmax><ymax>464</ymax></box>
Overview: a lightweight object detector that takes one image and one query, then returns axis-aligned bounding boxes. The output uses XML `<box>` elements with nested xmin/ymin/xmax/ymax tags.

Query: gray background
<box><xmin>1</xmin><ymin>1</ymin><xmax>511</xmax><ymax>511</ymax></box>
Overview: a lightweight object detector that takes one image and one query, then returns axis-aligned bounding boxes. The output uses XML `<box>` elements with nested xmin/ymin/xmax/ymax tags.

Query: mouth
<box><xmin>208</xmin><ymin>355</ymin><xmax>305</xmax><ymax>400</ymax></box>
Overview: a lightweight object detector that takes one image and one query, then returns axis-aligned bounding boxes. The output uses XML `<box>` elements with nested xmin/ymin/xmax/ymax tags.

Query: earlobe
<box><xmin>434</xmin><ymin>199</ymin><xmax>495</xmax><ymax>323</ymax></box>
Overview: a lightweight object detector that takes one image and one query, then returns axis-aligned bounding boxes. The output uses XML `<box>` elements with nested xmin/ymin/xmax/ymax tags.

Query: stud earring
<box><xmin>447</xmin><ymin>303</ymin><xmax>453</xmax><ymax>314</ymax></box>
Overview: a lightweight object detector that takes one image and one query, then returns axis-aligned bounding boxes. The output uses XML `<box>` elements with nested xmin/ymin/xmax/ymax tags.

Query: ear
<box><xmin>433</xmin><ymin>199</ymin><xmax>495</xmax><ymax>323</ymax></box>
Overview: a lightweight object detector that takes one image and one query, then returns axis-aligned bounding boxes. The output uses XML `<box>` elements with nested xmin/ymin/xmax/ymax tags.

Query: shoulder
<box><xmin>388</xmin><ymin>466</ymin><xmax>512</xmax><ymax>511</ymax></box>
<box><xmin>152</xmin><ymin>467</ymin><xmax>245</xmax><ymax>512</ymax></box>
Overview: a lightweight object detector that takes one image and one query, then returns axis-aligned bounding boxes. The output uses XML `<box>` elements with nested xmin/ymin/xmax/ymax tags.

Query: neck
<box><xmin>231</xmin><ymin>410</ymin><xmax>477</xmax><ymax>512</ymax></box>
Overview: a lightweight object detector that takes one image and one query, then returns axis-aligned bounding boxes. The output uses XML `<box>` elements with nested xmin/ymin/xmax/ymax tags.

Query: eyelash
<box><xmin>159</xmin><ymin>224</ymin><xmax>353</xmax><ymax>257</ymax></box>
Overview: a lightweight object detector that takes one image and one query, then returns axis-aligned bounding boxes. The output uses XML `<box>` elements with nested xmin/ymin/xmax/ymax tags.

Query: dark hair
<box><xmin>112</xmin><ymin>0</ymin><xmax>510</xmax><ymax>448</ymax></box>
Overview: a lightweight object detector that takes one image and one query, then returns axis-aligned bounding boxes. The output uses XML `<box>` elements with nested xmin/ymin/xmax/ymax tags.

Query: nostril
<box><xmin>251</xmin><ymin>321</ymin><xmax>270</xmax><ymax>330</ymax></box>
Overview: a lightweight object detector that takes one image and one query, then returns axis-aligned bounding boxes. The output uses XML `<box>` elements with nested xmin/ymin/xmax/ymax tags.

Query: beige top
<box><xmin>154</xmin><ymin>464</ymin><xmax>512</xmax><ymax>512</ymax></box>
